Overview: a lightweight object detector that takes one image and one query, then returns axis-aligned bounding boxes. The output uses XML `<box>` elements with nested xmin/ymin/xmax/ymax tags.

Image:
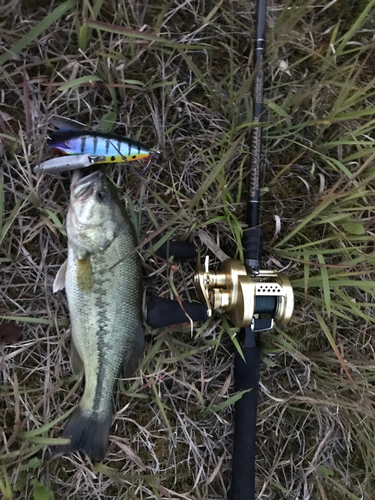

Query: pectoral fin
<box><xmin>53</xmin><ymin>260</ymin><xmax>68</xmax><ymax>293</ymax></box>
<box><xmin>123</xmin><ymin>322</ymin><xmax>145</xmax><ymax>378</ymax></box>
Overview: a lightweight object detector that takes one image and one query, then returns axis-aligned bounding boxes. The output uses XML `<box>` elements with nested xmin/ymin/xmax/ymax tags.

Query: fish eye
<box><xmin>96</xmin><ymin>190</ymin><xmax>109</xmax><ymax>203</ymax></box>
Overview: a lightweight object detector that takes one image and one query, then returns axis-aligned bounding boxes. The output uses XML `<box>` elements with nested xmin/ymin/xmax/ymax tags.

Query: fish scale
<box><xmin>55</xmin><ymin>170</ymin><xmax>143</xmax><ymax>461</ymax></box>
<box><xmin>66</xmin><ymin>231</ymin><xmax>140</xmax><ymax>415</ymax></box>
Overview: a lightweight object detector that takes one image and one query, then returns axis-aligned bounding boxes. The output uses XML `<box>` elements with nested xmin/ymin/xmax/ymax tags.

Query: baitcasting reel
<box><xmin>145</xmin><ymin>241</ymin><xmax>294</xmax><ymax>332</ymax></box>
<box><xmin>195</xmin><ymin>256</ymin><xmax>293</xmax><ymax>331</ymax></box>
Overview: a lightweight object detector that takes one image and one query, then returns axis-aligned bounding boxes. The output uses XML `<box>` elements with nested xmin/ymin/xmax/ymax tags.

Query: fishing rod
<box><xmin>230</xmin><ymin>1</ymin><xmax>267</xmax><ymax>496</ymax></box>
<box><xmin>146</xmin><ymin>1</ymin><xmax>294</xmax><ymax>498</ymax></box>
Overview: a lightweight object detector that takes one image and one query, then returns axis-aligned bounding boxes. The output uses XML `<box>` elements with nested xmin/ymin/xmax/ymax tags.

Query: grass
<box><xmin>1</xmin><ymin>0</ymin><xmax>375</xmax><ymax>498</ymax></box>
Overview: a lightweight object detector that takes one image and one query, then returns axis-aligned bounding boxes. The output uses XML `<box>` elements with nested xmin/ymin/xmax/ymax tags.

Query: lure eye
<box><xmin>96</xmin><ymin>190</ymin><xmax>110</xmax><ymax>203</ymax></box>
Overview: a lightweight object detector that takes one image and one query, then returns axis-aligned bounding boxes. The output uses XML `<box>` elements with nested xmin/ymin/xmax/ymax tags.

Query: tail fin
<box><xmin>56</xmin><ymin>407</ymin><xmax>112</xmax><ymax>461</ymax></box>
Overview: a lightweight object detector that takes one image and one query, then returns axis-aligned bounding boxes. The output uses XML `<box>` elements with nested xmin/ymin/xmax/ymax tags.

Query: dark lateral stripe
<box><xmin>128</xmin><ymin>142</ymin><xmax>130</xmax><ymax>157</ymax></box>
<box><xmin>105</xmin><ymin>138</ymin><xmax>110</xmax><ymax>155</ymax></box>
<box><xmin>94</xmin><ymin>135</ymin><xmax>98</xmax><ymax>154</ymax></box>
<box><xmin>92</xmin><ymin>267</ymin><xmax>110</xmax><ymax>413</ymax></box>
<box><xmin>81</xmin><ymin>135</ymin><xmax>86</xmax><ymax>154</ymax></box>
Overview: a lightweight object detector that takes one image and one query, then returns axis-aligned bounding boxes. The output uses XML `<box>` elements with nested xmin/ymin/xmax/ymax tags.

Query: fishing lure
<box><xmin>47</xmin><ymin>130</ymin><xmax>151</xmax><ymax>164</ymax></box>
<box><xmin>34</xmin><ymin>154</ymin><xmax>104</xmax><ymax>173</ymax></box>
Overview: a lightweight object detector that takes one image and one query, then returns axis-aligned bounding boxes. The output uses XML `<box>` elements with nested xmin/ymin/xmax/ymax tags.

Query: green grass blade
<box><xmin>0</xmin><ymin>200</ymin><xmax>22</xmax><ymax>243</ymax></box>
<box><xmin>20</xmin><ymin>407</ymin><xmax>76</xmax><ymax>438</ymax></box>
<box><xmin>275</xmin><ymin>196</ymin><xmax>333</xmax><ymax>248</ymax></box>
<box><xmin>209</xmin><ymin>389</ymin><xmax>250</xmax><ymax>413</ymax></box>
<box><xmin>317</xmin><ymin>466</ymin><xmax>362</xmax><ymax>500</ymax></box>
<box><xmin>336</xmin><ymin>0</ymin><xmax>375</xmax><ymax>56</ymax></box>
<box><xmin>315</xmin><ymin>310</ymin><xmax>355</xmax><ymax>385</ymax></box>
<box><xmin>188</xmin><ymin>135</ymin><xmax>245</xmax><ymax>209</ymax></box>
<box><xmin>151</xmin><ymin>383</ymin><xmax>172</xmax><ymax>435</ymax></box>
<box><xmin>58</xmin><ymin>75</ymin><xmax>102</xmax><ymax>91</ymax></box>
<box><xmin>0</xmin><ymin>468</ymin><xmax>12</xmax><ymax>500</ymax></box>
<box><xmin>86</xmin><ymin>19</ymin><xmax>209</xmax><ymax>50</ymax></box>
<box><xmin>316</xmin><ymin>252</ymin><xmax>331</xmax><ymax>316</ymax></box>
<box><xmin>0</xmin><ymin>0</ymin><xmax>77</xmax><ymax>65</ymax></box>
<box><xmin>22</xmin><ymin>437</ymin><xmax>69</xmax><ymax>445</ymax></box>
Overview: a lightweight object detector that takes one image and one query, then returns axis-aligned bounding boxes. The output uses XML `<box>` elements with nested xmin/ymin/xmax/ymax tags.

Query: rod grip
<box><xmin>145</xmin><ymin>296</ymin><xmax>208</xmax><ymax>328</ymax></box>
<box><xmin>148</xmin><ymin>240</ymin><xmax>197</xmax><ymax>261</ymax></box>
<box><xmin>242</xmin><ymin>225</ymin><xmax>263</xmax><ymax>268</ymax></box>
<box><xmin>231</xmin><ymin>342</ymin><xmax>261</xmax><ymax>500</ymax></box>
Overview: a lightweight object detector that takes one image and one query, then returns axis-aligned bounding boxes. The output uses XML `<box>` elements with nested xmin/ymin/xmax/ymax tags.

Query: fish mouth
<box><xmin>71</xmin><ymin>170</ymin><xmax>103</xmax><ymax>201</ymax></box>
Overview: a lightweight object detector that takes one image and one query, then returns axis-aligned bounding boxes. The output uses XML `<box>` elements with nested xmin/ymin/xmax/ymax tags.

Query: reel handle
<box><xmin>145</xmin><ymin>296</ymin><xmax>208</xmax><ymax>328</ymax></box>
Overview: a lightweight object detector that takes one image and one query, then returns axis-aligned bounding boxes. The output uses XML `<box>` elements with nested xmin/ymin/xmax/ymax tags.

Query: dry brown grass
<box><xmin>1</xmin><ymin>0</ymin><xmax>375</xmax><ymax>499</ymax></box>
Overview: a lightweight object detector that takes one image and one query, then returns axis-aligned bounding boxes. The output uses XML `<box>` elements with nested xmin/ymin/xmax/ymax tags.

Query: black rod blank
<box><xmin>245</xmin><ymin>0</ymin><xmax>266</xmax><ymax>272</ymax></box>
<box><xmin>248</xmin><ymin>0</ymin><xmax>266</xmax><ymax>226</ymax></box>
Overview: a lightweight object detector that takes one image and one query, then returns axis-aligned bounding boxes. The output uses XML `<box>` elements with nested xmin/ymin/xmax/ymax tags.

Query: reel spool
<box><xmin>195</xmin><ymin>257</ymin><xmax>293</xmax><ymax>331</ymax></box>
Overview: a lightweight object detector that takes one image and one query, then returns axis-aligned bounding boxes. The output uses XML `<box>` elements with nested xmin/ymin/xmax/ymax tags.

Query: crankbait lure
<box><xmin>47</xmin><ymin>130</ymin><xmax>151</xmax><ymax>164</ymax></box>
<box><xmin>35</xmin><ymin>116</ymin><xmax>157</xmax><ymax>173</ymax></box>
<box><xmin>34</xmin><ymin>154</ymin><xmax>104</xmax><ymax>173</ymax></box>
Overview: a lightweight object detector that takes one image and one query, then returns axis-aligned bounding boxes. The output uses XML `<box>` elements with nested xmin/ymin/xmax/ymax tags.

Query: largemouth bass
<box><xmin>54</xmin><ymin>169</ymin><xmax>143</xmax><ymax>461</ymax></box>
